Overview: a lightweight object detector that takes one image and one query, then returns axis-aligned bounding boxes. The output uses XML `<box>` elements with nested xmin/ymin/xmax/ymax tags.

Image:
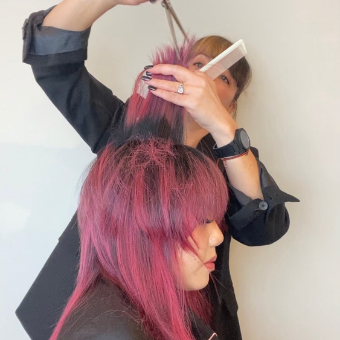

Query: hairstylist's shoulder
<box><xmin>58</xmin><ymin>279</ymin><xmax>150</xmax><ymax>340</ymax></box>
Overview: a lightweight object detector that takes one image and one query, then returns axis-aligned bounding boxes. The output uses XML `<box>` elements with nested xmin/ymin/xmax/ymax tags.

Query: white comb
<box><xmin>199</xmin><ymin>39</ymin><xmax>247</xmax><ymax>80</ymax></box>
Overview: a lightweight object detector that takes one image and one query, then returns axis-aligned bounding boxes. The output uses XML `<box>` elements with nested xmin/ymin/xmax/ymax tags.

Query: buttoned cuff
<box><xmin>227</xmin><ymin>154</ymin><xmax>299</xmax><ymax>230</ymax></box>
<box><xmin>22</xmin><ymin>6</ymin><xmax>91</xmax><ymax>64</ymax></box>
<box><xmin>228</xmin><ymin>186</ymin><xmax>299</xmax><ymax>231</ymax></box>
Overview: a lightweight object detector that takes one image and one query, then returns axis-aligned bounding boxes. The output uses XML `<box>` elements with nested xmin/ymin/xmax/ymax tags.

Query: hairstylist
<box><xmin>18</xmin><ymin>1</ymin><xmax>299</xmax><ymax>340</ymax></box>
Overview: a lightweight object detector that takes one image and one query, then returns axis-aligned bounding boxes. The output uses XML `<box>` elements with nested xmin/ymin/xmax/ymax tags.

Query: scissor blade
<box><xmin>162</xmin><ymin>0</ymin><xmax>187</xmax><ymax>39</ymax></box>
<box><xmin>165</xmin><ymin>8</ymin><xmax>180</xmax><ymax>58</ymax></box>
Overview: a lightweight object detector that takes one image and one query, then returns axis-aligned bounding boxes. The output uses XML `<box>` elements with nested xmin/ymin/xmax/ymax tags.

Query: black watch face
<box><xmin>240</xmin><ymin>130</ymin><xmax>250</xmax><ymax>149</ymax></box>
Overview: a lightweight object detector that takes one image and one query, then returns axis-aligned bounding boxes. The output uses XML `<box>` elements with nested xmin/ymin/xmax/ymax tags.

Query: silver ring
<box><xmin>177</xmin><ymin>82</ymin><xmax>184</xmax><ymax>94</ymax></box>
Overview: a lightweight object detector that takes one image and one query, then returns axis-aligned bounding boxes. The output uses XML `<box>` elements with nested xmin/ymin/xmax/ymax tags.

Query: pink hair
<box><xmin>120</xmin><ymin>37</ymin><xmax>197</xmax><ymax>144</ymax></box>
<box><xmin>50</xmin><ymin>39</ymin><xmax>229</xmax><ymax>340</ymax></box>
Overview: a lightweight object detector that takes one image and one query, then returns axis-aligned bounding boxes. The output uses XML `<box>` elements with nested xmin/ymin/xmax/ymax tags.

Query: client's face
<box><xmin>178</xmin><ymin>220</ymin><xmax>224</xmax><ymax>291</ymax></box>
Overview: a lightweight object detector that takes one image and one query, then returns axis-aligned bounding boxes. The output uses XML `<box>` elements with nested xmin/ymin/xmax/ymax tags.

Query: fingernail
<box><xmin>146</xmin><ymin>71</ymin><xmax>152</xmax><ymax>77</ymax></box>
<box><xmin>144</xmin><ymin>65</ymin><xmax>154</xmax><ymax>70</ymax></box>
<box><xmin>142</xmin><ymin>75</ymin><xmax>152</xmax><ymax>81</ymax></box>
<box><xmin>148</xmin><ymin>85</ymin><xmax>157</xmax><ymax>91</ymax></box>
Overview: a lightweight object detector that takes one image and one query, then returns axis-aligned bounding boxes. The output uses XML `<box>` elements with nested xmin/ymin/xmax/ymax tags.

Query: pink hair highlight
<box><xmin>124</xmin><ymin>37</ymin><xmax>196</xmax><ymax>143</ymax></box>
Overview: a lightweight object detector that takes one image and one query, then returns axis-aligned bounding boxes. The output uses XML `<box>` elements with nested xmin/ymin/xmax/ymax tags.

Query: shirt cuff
<box><xmin>228</xmin><ymin>150</ymin><xmax>299</xmax><ymax>205</ymax></box>
<box><xmin>228</xmin><ymin>185</ymin><xmax>299</xmax><ymax>231</ymax></box>
<box><xmin>23</xmin><ymin>6</ymin><xmax>91</xmax><ymax>62</ymax></box>
<box><xmin>227</xmin><ymin>155</ymin><xmax>299</xmax><ymax>230</ymax></box>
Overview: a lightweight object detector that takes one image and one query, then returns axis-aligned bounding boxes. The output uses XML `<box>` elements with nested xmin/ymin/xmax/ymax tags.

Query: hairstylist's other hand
<box><xmin>144</xmin><ymin>64</ymin><xmax>238</xmax><ymax>142</ymax></box>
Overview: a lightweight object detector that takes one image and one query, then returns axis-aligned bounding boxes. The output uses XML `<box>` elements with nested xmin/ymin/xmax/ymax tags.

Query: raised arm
<box><xmin>42</xmin><ymin>0</ymin><xmax>148</xmax><ymax>30</ymax></box>
<box><xmin>143</xmin><ymin>64</ymin><xmax>299</xmax><ymax>246</ymax></box>
<box><xmin>23</xmin><ymin>0</ymin><xmax>148</xmax><ymax>153</ymax></box>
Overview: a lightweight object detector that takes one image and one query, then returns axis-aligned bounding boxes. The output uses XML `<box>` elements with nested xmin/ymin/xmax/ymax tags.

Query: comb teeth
<box><xmin>200</xmin><ymin>40</ymin><xmax>247</xmax><ymax>80</ymax></box>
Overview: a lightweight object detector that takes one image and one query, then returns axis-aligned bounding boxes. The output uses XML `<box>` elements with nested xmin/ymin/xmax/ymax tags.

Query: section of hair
<box><xmin>50</xmin><ymin>138</ymin><xmax>228</xmax><ymax>340</ymax></box>
<box><xmin>120</xmin><ymin>37</ymin><xmax>196</xmax><ymax>145</ymax></box>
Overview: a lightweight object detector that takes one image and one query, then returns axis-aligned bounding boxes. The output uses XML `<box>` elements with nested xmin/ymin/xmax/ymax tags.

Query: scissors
<box><xmin>151</xmin><ymin>0</ymin><xmax>187</xmax><ymax>58</ymax></box>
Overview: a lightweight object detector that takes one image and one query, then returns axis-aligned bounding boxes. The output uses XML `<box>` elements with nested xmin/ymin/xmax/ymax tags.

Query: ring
<box><xmin>177</xmin><ymin>82</ymin><xmax>184</xmax><ymax>94</ymax></box>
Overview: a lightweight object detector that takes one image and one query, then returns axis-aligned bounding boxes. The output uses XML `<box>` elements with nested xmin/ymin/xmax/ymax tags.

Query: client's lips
<box><xmin>205</xmin><ymin>255</ymin><xmax>217</xmax><ymax>264</ymax></box>
<box><xmin>204</xmin><ymin>256</ymin><xmax>217</xmax><ymax>271</ymax></box>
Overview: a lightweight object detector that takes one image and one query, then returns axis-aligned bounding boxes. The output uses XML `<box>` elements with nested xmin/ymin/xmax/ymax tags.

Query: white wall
<box><xmin>1</xmin><ymin>0</ymin><xmax>339</xmax><ymax>339</ymax></box>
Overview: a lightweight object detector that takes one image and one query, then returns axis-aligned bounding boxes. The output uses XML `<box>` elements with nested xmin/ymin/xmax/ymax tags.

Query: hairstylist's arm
<box><xmin>144</xmin><ymin>64</ymin><xmax>264</xmax><ymax>200</ymax></box>
<box><xmin>23</xmin><ymin>0</ymin><xmax>148</xmax><ymax>153</ymax></box>
<box><xmin>43</xmin><ymin>0</ymin><xmax>148</xmax><ymax>30</ymax></box>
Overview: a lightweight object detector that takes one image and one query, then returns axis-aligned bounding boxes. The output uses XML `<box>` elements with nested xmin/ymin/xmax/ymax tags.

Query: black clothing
<box><xmin>56</xmin><ymin>278</ymin><xmax>219</xmax><ymax>340</ymax></box>
<box><xmin>56</xmin><ymin>279</ymin><xmax>146</xmax><ymax>340</ymax></box>
<box><xmin>17</xmin><ymin>7</ymin><xmax>299</xmax><ymax>340</ymax></box>
<box><xmin>59</xmin><ymin>279</ymin><xmax>153</xmax><ymax>340</ymax></box>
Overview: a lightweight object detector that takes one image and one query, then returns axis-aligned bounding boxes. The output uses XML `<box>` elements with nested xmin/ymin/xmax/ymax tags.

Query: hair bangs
<box><xmin>168</xmin><ymin>146</ymin><xmax>228</xmax><ymax>244</ymax></box>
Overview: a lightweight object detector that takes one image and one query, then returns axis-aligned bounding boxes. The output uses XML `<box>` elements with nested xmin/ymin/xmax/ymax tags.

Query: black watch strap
<box><xmin>213</xmin><ymin>128</ymin><xmax>250</xmax><ymax>159</ymax></box>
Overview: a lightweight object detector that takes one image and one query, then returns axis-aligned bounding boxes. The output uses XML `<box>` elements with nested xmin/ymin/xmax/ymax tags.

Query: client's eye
<box><xmin>204</xmin><ymin>219</ymin><xmax>214</xmax><ymax>224</ymax></box>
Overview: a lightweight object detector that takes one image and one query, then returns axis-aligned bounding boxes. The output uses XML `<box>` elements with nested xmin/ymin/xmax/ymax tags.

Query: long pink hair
<box><xmin>50</xmin><ymin>39</ymin><xmax>229</xmax><ymax>340</ymax></box>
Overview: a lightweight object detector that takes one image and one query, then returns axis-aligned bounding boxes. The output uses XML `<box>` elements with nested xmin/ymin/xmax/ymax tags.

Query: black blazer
<box><xmin>17</xmin><ymin>7</ymin><xmax>299</xmax><ymax>340</ymax></box>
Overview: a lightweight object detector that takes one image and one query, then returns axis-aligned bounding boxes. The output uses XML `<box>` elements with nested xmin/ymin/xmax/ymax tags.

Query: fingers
<box><xmin>142</xmin><ymin>64</ymin><xmax>216</xmax><ymax>109</ymax></box>
<box><xmin>143</xmin><ymin>63</ymin><xmax>211</xmax><ymax>94</ymax></box>
<box><xmin>146</xmin><ymin>64</ymin><xmax>199</xmax><ymax>83</ymax></box>
<box><xmin>148</xmin><ymin>87</ymin><xmax>187</xmax><ymax>107</ymax></box>
<box><xmin>144</xmin><ymin>77</ymin><xmax>192</xmax><ymax>95</ymax></box>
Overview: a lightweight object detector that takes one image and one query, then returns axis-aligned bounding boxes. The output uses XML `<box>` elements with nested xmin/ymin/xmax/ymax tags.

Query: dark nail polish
<box><xmin>146</xmin><ymin>71</ymin><xmax>152</xmax><ymax>77</ymax></box>
<box><xmin>148</xmin><ymin>85</ymin><xmax>157</xmax><ymax>91</ymax></box>
<box><xmin>144</xmin><ymin>65</ymin><xmax>154</xmax><ymax>70</ymax></box>
<box><xmin>142</xmin><ymin>75</ymin><xmax>152</xmax><ymax>81</ymax></box>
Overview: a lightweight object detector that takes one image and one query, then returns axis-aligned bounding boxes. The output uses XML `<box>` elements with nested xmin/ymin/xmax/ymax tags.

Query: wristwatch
<box><xmin>213</xmin><ymin>128</ymin><xmax>250</xmax><ymax>159</ymax></box>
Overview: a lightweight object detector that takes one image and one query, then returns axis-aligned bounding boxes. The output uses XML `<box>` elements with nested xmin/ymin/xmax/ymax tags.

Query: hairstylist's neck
<box><xmin>183</xmin><ymin>112</ymin><xmax>209</xmax><ymax>148</ymax></box>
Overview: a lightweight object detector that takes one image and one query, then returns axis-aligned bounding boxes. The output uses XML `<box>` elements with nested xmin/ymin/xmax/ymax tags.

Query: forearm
<box><xmin>43</xmin><ymin>0</ymin><xmax>117</xmax><ymax>30</ymax></box>
<box><xmin>224</xmin><ymin>150</ymin><xmax>264</xmax><ymax>200</ymax></box>
<box><xmin>212</xmin><ymin>122</ymin><xmax>264</xmax><ymax>200</ymax></box>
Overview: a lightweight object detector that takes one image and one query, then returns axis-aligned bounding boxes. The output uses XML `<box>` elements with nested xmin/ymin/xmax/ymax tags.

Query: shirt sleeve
<box><xmin>22</xmin><ymin>7</ymin><xmax>125</xmax><ymax>153</ymax></box>
<box><xmin>226</xmin><ymin>147</ymin><xmax>299</xmax><ymax>246</ymax></box>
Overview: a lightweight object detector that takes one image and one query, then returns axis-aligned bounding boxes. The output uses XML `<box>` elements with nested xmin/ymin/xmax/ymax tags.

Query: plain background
<box><xmin>1</xmin><ymin>0</ymin><xmax>339</xmax><ymax>339</ymax></box>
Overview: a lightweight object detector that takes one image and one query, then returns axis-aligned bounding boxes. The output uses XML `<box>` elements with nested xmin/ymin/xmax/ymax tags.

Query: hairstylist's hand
<box><xmin>145</xmin><ymin>64</ymin><xmax>264</xmax><ymax>201</ymax></box>
<box><xmin>144</xmin><ymin>64</ymin><xmax>238</xmax><ymax>144</ymax></box>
